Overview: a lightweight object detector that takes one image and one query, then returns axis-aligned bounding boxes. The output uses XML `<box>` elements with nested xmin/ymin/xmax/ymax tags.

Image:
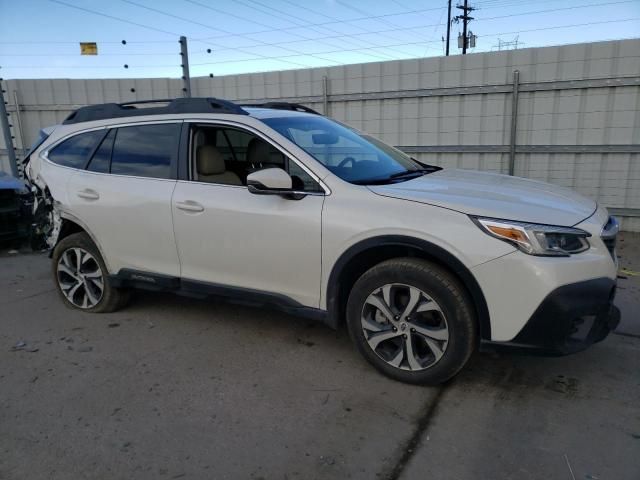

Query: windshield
<box><xmin>261</xmin><ymin>115</ymin><xmax>437</xmax><ymax>184</ymax></box>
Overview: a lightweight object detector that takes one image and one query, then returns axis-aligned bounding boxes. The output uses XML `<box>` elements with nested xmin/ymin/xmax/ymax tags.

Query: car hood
<box><xmin>368</xmin><ymin>169</ymin><xmax>596</xmax><ymax>226</ymax></box>
<box><xmin>0</xmin><ymin>172</ymin><xmax>25</xmax><ymax>191</ymax></box>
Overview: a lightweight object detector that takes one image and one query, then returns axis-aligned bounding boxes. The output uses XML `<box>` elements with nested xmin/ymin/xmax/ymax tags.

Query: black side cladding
<box><xmin>62</xmin><ymin>98</ymin><xmax>249</xmax><ymax>125</ymax></box>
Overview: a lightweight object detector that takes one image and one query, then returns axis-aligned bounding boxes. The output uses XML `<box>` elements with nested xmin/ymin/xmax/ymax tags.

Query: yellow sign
<box><xmin>80</xmin><ymin>42</ymin><xmax>98</xmax><ymax>55</ymax></box>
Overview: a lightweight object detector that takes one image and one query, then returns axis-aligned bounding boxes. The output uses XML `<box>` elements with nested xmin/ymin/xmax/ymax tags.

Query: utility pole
<box><xmin>455</xmin><ymin>0</ymin><xmax>475</xmax><ymax>54</ymax></box>
<box><xmin>445</xmin><ymin>0</ymin><xmax>452</xmax><ymax>56</ymax></box>
<box><xmin>179</xmin><ymin>36</ymin><xmax>191</xmax><ymax>98</ymax></box>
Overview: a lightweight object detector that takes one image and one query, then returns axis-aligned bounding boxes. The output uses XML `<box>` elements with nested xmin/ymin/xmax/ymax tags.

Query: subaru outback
<box><xmin>24</xmin><ymin>98</ymin><xmax>620</xmax><ymax>384</ymax></box>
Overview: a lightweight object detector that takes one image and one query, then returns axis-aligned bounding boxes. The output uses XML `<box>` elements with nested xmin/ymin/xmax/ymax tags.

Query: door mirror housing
<box><xmin>247</xmin><ymin>168</ymin><xmax>304</xmax><ymax>199</ymax></box>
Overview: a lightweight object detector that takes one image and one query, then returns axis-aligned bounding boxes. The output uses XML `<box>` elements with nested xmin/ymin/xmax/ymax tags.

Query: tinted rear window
<box><xmin>110</xmin><ymin>123</ymin><xmax>180</xmax><ymax>179</ymax></box>
<box><xmin>86</xmin><ymin>129</ymin><xmax>115</xmax><ymax>173</ymax></box>
<box><xmin>48</xmin><ymin>130</ymin><xmax>105</xmax><ymax>169</ymax></box>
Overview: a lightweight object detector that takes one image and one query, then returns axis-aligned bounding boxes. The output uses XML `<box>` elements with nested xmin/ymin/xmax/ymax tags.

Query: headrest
<box><xmin>246</xmin><ymin>138</ymin><xmax>272</xmax><ymax>165</ymax></box>
<box><xmin>197</xmin><ymin>145</ymin><xmax>225</xmax><ymax>175</ymax></box>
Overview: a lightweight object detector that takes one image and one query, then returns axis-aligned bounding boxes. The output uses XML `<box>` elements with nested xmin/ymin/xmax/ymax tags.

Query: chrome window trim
<box><xmin>184</xmin><ymin>118</ymin><xmax>331</xmax><ymax>195</ymax></box>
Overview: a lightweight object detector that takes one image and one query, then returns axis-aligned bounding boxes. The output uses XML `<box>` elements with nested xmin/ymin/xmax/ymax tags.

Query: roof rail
<box><xmin>240</xmin><ymin>102</ymin><xmax>321</xmax><ymax>115</ymax></box>
<box><xmin>62</xmin><ymin>97</ymin><xmax>248</xmax><ymax>125</ymax></box>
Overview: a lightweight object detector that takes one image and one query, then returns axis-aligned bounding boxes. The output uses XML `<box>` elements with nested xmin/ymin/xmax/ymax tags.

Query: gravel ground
<box><xmin>1</xmin><ymin>233</ymin><xmax>638</xmax><ymax>480</ymax></box>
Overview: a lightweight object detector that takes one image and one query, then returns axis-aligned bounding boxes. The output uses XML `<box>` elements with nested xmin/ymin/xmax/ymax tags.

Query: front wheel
<box><xmin>52</xmin><ymin>232</ymin><xmax>128</xmax><ymax>313</ymax></box>
<box><xmin>346</xmin><ymin>258</ymin><xmax>477</xmax><ymax>385</ymax></box>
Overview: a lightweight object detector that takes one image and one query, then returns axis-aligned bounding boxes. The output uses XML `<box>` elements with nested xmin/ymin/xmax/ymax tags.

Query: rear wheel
<box><xmin>346</xmin><ymin>258</ymin><xmax>476</xmax><ymax>385</ymax></box>
<box><xmin>52</xmin><ymin>232</ymin><xmax>128</xmax><ymax>313</ymax></box>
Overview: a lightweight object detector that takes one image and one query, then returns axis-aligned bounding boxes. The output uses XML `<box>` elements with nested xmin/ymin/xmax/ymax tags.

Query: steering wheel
<box><xmin>338</xmin><ymin>157</ymin><xmax>356</xmax><ymax>168</ymax></box>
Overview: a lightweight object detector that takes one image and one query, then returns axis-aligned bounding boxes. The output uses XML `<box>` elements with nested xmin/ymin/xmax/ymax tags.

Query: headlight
<box><xmin>472</xmin><ymin>217</ymin><xmax>591</xmax><ymax>256</ymax></box>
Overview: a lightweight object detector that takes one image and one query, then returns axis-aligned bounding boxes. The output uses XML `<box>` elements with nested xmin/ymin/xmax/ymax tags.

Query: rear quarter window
<box><xmin>47</xmin><ymin>130</ymin><xmax>105</xmax><ymax>169</ymax></box>
<box><xmin>110</xmin><ymin>123</ymin><xmax>180</xmax><ymax>179</ymax></box>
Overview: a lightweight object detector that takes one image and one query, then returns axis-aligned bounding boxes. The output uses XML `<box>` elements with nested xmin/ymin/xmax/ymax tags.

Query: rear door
<box><xmin>65</xmin><ymin>122</ymin><xmax>182</xmax><ymax>276</ymax></box>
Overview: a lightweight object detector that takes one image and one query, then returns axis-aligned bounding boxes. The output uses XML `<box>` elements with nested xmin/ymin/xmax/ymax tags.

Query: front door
<box><xmin>171</xmin><ymin>123</ymin><xmax>325</xmax><ymax>308</ymax></box>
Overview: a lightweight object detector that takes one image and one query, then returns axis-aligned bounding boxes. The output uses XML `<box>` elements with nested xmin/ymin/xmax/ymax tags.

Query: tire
<box><xmin>346</xmin><ymin>257</ymin><xmax>476</xmax><ymax>385</ymax></box>
<box><xmin>52</xmin><ymin>232</ymin><xmax>129</xmax><ymax>313</ymax></box>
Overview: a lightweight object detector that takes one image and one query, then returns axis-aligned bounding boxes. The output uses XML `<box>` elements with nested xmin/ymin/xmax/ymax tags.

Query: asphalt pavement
<box><xmin>1</xmin><ymin>234</ymin><xmax>638</xmax><ymax>480</ymax></box>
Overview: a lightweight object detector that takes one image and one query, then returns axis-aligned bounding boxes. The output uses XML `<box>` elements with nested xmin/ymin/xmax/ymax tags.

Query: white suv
<box><xmin>25</xmin><ymin>98</ymin><xmax>620</xmax><ymax>384</ymax></box>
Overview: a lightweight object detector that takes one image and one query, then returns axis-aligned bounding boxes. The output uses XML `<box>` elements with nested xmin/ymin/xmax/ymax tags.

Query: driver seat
<box><xmin>196</xmin><ymin>145</ymin><xmax>242</xmax><ymax>186</ymax></box>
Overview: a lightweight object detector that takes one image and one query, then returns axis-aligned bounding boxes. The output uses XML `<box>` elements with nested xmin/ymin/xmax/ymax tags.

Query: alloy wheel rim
<box><xmin>361</xmin><ymin>283</ymin><xmax>449</xmax><ymax>371</ymax></box>
<box><xmin>56</xmin><ymin>247</ymin><xmax>104</xmax><ymax>309</ymax></box>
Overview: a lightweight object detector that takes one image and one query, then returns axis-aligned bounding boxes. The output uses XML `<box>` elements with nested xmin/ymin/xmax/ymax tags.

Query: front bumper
<box><xmin>482</xmin><ymin>277</ymin><xmax>619</xmax><ymax>355</ymax></box>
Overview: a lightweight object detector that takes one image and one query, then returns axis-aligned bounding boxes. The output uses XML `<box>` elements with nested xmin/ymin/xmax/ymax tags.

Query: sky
<box><xmin>0</xmin><ymin>0</ymin><xmax>638</xmax><ymax>79</ymax></box>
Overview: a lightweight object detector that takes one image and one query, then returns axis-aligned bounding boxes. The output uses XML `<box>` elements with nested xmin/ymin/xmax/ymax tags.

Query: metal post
<box><xmin>0</xmin><ymin>84</ymin><xmax>18</xmax><ymax>177</ymax></box>
<box><xmin>179</xmin><ymin>36</ymin><xmax>192</xmax><ymax>98</ymax></box>
<box><xmin>322</xmin><ymin>76</ymin><xmax>329</xmax><ymax>116</ymax></box>
<box><xmin>445</xmin><ymin>0</ymin><xmax>452</xmax><ymax>56</ymax></box>
<box><xmin>13</xmin><ymin>90</ymin><xmax>26</xmax><ymax>158</ymax></box>
<box><xmin>508</xmin><ymin>70</ymin><xmax>520</xmax><ymax>176</ymax></box>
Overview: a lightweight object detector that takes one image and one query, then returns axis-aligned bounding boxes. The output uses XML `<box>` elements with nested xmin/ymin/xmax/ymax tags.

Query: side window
<box><xmin>86</xmin><ymin>129</ymin><xmax>115</xmax><ymax>173</ymax></box>
<box><xmin>223</xmin><ymin>129</ymin><xmax>254</xmax><ymax>162</ymax></box>
<box><xmin>190</xmin><ymin>124</ymin><xmax>323</xmax><ymax>192</ymax></box>
<box><xmin>288</xmin><ymin>161</ymin><xmax>324</xmax><ymax>193</ymax></box>
<box><xmin>110</xmin><ymin>123</ymin><xmax>180</xmax><ymax>179</ymax></box>
<box><xmin>48</xmin><ymin>130</ymin><xmax>105</xmax><ymax>169</ymax></box>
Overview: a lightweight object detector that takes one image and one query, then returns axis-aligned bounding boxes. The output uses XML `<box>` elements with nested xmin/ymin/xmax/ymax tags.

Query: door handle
<box><xmin>77</xmin><ymin>189</ymin><xmax>100</xmax><ymax>200</ymax></box>
<box><xmin>175</xmin><ymin>200</ymin><xmax>204</xmax><ymax>213</ymax></box>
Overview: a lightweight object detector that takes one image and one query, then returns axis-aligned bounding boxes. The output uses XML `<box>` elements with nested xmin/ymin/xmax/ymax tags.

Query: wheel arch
<box><xmin>55</xmin><ymin>218</ymin><xmax>84</xmax><ymax>244</ymax></box>
<box><xmin>326</xmin><ymin>235</ymin><xmax>491</xmax><ymax>341</ymax></box>
<box><xmin>51</xmin><ymin>214</ymin><xmax>112</xmax><ymax>273</ymax></box>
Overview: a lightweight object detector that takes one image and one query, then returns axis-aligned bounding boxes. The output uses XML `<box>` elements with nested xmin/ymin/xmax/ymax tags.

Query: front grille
<box><xmin>601</xmin><ymin>216</ymin><xmax>619</xmax><ymax>260</ymax></box>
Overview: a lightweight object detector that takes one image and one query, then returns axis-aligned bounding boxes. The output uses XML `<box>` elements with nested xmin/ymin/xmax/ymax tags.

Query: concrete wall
<box><xmin>1</xmin><ymin>39</ymin><xmax>639</xmax><ymax>229</ymax></box>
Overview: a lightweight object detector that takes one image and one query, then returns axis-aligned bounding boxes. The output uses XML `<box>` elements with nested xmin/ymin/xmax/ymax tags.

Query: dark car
<box><xmin>0</xmin><ymin>171</ymin><xmax>31</xmax><ymax>247</ymax></box>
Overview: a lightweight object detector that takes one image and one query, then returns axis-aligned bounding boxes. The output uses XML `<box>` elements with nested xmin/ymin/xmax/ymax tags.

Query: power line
<box><xmin>3</xmin><ymin>16</ymin><xmax>638</xmax><ymax>71</ymax></box>
<box><xmin>186</xmin><ymin>17</ymin><xmax>640</xmax><ymax>67</ymax></box>
<box><xmin>8</xmin><ymin>0</ymin><xmax>631</xmax><ymax>59</ymax></box>
<box><xmin>477</xmin><ymin>0</ymin><xmax>637</xmax><ymax>23</ymax></box>
<box><xmin>15</xmin><ymin>0</ymin><xmax>632</xmax><ymax>49</ymax></box>
<box><xmin>2</xmin><ymin>1</ymin><xmax>638</xmax><ymax>75</ymax></box>
<box><xmin>48</xmin><ymin>0</ymin><xmax>318</xmax><ymax>70</ymax></box>
<box><xmin>0</xmin><ymin>20</ymin><xmax>448</xmax><ymax>60</ymax></box>
<box><xmin>242</xmin><ymin>0</ymin><xmax>401</xmax><ymax>61</ymax></box>
<box><xmin>48</xmin><ymin>0</ymin><xmax>179</xmax><ymax>38</ymax></box>
<box><xmin>0</xmin><ymin>4</ymin><xmax>444</xmax><ymax>46</ymax></box>
<box><xmin>217</xmin><ymin>0</ymin><xmax>402</xmax><ymax>61</ymax></box>
<box><xmin>4</xmin><ymin>0</ymin><xmax>634</xmax><ymax>47</ymax></box>
<box><xmin>194</xmin><ymin>5</ymin><xmax>447</xmax><ymax>42</ymax></box>
<box><xmin>4</xmin><ymin>31</ymin><xmax>639</xmax><ymax>73</ymax></box>
<box><xmin>118</xmin><ymin>0</ymin><xmax>320</xmax><ymax>69</ymax></box>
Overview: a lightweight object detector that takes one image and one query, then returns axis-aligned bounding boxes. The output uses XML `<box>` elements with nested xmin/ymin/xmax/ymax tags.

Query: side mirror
<box><xmin>247</xmin><ymin>168</ymin><xmax>303</xmax><ymax>199</ymax></box>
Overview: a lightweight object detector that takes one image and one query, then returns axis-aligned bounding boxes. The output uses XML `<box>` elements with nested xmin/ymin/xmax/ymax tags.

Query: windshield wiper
<box><xmin>388</xmin><ymin>168</ymin><xmax>434</xmax><ymax>179</ymax></box>
<box><xmin>351</xmin><ymin>168</ymin><xmax>434</xmax><ymax>185</ymax></box>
